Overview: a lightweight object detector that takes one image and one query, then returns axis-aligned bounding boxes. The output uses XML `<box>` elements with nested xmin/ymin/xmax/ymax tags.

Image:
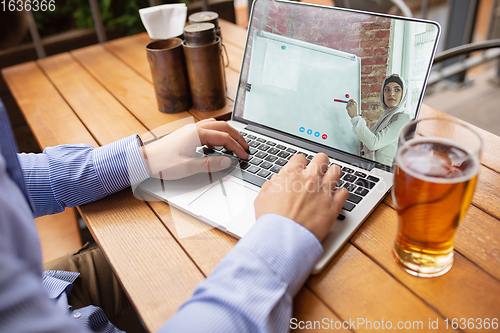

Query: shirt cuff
<box><xmin>93</xmin><ymin>135</ymin><xmax>150</xmax><ymax>194</ymax></box>
<box><xmin>42</xmin><ymin>270</ymin><xmax>80</xmax><ymax>313</ymax></box>
<box><xmin>18</xmin><ymin>153</ymin><xmax>59</xmax><ymax>217</ymax></box>
<box><xmin>237</xmin><ymin>213</ymin><xmax>323</xmax><ymax>296</ymax></box>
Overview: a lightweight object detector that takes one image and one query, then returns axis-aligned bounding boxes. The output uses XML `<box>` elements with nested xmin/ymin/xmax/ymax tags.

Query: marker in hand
<box><xmin>334</xmin><ymin>99</ymin><xmax>349</xmax><ymax>103</ymax></box>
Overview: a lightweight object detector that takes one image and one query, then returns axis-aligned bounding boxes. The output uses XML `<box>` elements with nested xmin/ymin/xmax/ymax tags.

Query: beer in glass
<box><xmin>392</xmin><ymin>118</ymin><xmax>481</xmax><ymax>277</ymax></box>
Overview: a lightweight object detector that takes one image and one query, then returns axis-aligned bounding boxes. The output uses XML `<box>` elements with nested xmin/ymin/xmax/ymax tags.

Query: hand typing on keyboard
<box><xmin>254</xmin><ymin>153</ymin><xmax>349</xmax><ymax>242</ymax></box>
<box><xmin>140</xmin><ymin>118</ymin><xmax>249</xmax><ymax>180</ymax></box>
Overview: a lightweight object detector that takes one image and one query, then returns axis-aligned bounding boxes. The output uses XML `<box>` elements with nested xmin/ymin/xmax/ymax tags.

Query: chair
<box><xmin>429</xmin><ymin>39</ymin><xmax>500</xmax><ymax>84</ymax></box>
<box><xmin>333</xmin><ymin>0</ymin><xmax>413</xmax><ymax>17</ymax></box>
<box><xmin>25</xmin><ymin>0</ymin><xmax>160</xmax><ymax>59</ymax></box>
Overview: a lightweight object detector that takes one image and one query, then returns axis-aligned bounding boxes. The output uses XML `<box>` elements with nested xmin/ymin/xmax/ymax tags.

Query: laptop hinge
<box><xmin>245</xmin><ymin>124</ymin><xmax>378</xmax><ymax>172</ymax></box>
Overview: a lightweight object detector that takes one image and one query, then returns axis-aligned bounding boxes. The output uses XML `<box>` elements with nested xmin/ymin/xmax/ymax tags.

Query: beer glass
<box><xmin>392</xmin><ymin>118</ymin><xmax>482</xmax><ymax>277</ymax></box>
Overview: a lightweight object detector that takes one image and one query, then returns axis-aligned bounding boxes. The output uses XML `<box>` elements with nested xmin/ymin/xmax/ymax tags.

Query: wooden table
<box><xmin>3</xmin><ymin>20</ymin><xmax>500</xmax><ymax>333</ymax></box>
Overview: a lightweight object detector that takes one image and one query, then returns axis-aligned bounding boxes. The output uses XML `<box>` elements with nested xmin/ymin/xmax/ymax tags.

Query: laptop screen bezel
<box><xmin>231</xmin><ymin>0</ymin><xmax>442</xmax><ymax>173</ymax></box>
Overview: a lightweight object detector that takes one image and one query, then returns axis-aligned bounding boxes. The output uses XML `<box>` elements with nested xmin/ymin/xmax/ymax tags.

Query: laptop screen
<box><xmin>233</xmin><ymin>0</ymin><xmax>440</xmax><ymax>167</ymax></box>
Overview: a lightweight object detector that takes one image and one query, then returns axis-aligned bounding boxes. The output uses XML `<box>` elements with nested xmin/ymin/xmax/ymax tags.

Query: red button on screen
<box><xmin>322</xmin><ymin>134</ymin><xmax>327</xmax><ymax>140</ymax></box>
<box><xmin>345</xmin><ymin>94</ymin><xmax>350</xmax><ymax>99</ymax></box>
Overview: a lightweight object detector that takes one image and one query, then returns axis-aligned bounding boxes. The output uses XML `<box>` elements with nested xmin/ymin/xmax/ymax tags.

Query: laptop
<box><xmin>138</xmin><ymin>0</ymin><xmax>441</xmax><ymax>273</ymax></box>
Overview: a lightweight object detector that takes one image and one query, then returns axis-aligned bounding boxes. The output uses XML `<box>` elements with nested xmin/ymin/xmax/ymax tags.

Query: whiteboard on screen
<box><xmin>244</xmin><ymin>30</ymin><xmax>362</xmax><ymax>155</ymax></box>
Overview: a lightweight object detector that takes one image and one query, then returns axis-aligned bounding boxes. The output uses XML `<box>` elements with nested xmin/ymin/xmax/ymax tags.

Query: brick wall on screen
<box><xmin>237</xmin><ymin>2</ymin><xmax>393</xmax><ymax>128</ymax></box>
<box><xmin>356</xmin><ymin>18</ymin><xmax>392</xmax><ymax>128</ymax></box>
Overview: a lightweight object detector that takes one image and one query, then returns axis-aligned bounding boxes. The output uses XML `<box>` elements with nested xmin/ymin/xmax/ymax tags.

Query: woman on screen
<box><xmin>345</xmin><ymin>74</ymin><xmax>411</xmax><ymax>166</ymax></box>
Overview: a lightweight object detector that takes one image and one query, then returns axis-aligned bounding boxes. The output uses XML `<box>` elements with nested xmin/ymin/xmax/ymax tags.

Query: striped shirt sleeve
<box><xmin>160</xmin><ymin>213</ymin><xmax>323</xmax><ymax>333</ymax></box>
<box><xmin>18</xmin><ymin>135</ymin><xmax>149</xmax><ymax>218</ymax></box>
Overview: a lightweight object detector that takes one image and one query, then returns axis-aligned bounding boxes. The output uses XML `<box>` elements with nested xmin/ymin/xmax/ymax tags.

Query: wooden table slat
<box><xmin>219</xmin><ymin>19</ymin><xmax>248</xmax><ymax>49</ymax></box>
<box><xmin>348</xmin><ymin>203</ymin><xmax>500</xmax><ymax>328</ymax></box>
<box><xmin>1</xmin><ymin>62</ymin><xmax>98</xmax><ymax>149</ymax></box>
<box><xmin>224</xmin><ymin>41</ymin><xmax>245</xmax><ymax>73</ymax></box>
<box><xmin>307</xmin><ymin>243</ymin><xmax>457</xmax><ymax>332</ymax></box>
<box><xmin>453</xmin><ymin>205</ymin><xmax>500</xmax><ymax>280</ymax></box>
<box><xmin>470</xmin><ymin>166</ymin><xmax>500</xmax><ymax>220</ymax></box>
<box><xmin>225</xmin><ymin>68</ymin><xmax>240</xmax><ymax>101</ymax></box>
<box><xmin>38</xmin><ymin>53</ymin><xmax>148</xmax><ymax>145</ymax></box>
<box><xmin>105</xmin><ymin>33</ymin><xmax>153</xmax><ymax>83</ymax></box>
<box><xmin>71</xmin><ymin>44</ymin><xmax>192</xmax><ymax>130</ymax></box>
<box><xmin>292</xmin><ymin>288</ymin><xmax>351</xmax><ymax>333</ymax></box>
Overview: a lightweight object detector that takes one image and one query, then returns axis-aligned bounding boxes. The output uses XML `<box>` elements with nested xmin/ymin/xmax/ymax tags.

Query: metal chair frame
<box><xmin>429</xmin><ymin>39</ymin><xmax>500</xmax><ymax>84</ymax></box>
<box><xmin>25</xmin><ymin>0</ymin><xmax>160</xmax><ymax>59</ymax></box>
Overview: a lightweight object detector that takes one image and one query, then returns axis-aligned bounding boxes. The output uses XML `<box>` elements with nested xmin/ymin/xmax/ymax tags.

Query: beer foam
<box><xmin>395</xmin><ymin>137</ymin><xmax>480</xmax><ymax>184</ymax></box>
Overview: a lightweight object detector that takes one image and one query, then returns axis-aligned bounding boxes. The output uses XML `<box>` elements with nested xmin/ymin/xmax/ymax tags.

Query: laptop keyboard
<box><xmin>200</xmin><ymin>130</ymin><xmax>380</xmax><ymax>213</ymax></box>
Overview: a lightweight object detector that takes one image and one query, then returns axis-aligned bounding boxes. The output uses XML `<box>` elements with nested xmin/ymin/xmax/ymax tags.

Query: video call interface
<box><xmin>234</xmin><ymin>0</ymin><xmax>439</xmax><ymax>166</ymax></box>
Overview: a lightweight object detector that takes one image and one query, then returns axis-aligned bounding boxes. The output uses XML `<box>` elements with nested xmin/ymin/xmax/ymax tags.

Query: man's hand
<box><xmin>141</xmin><ymin>118</ymin><xmax>249</xmax><ymax>180</ymax></box>
<box><xmin>254</xmin><ymin>153</ymin><xmax>349</xmax><ymax>242</ymax></box>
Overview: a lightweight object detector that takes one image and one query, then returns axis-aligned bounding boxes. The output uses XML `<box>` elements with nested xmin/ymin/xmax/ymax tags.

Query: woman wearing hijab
<box><xmin>345</xmin><ymin>74</ymin><xmax>411</xmax><ymax>166</ymax></box>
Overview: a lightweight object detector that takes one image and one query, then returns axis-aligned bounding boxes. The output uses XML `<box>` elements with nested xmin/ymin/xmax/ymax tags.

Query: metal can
<box><xmin>188</xmin><ymin>11</ymin><xmax>221</xmax><ymax>38</ymax></box>
<box><xmin>146</xmin><ymin>38</ymin><xmax>192</xmax><ymax>113</ymax></box>
<box><xmin>183</xmin><ymin>23</ymin><xmax>226</xmax><ymax>111</ymax></box>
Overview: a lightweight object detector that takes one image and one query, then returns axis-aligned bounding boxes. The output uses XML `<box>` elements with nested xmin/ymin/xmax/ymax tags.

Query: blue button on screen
<box><xmin>307</xmin><ymin>129</ymin><xmax>313</xmax><ymax>135</ymax></box>
<box><xmin>314</xmin><ymin>132</ymin><xmax>320</xmax><ymax>137</ymax></box>
<box><xmin>299</xmin><ymin>127</ymin><xmax>305</xmax><ymax>132</ymax></box>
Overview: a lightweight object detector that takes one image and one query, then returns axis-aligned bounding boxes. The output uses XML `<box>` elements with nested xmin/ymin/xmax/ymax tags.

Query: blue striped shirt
<box><xmin>1</xmin><ymin>113</ymin><xmax>323</xmax><ymax>331</ymax></box>
<box><xmin>1</xmin><ymin>133</ymin><xmax>149</xmax><ymax>333</ymax></box>
<box><xmin>18</xmin><ymin>136</ymin><xmax>149</xmax><ymax>218</ymax></box>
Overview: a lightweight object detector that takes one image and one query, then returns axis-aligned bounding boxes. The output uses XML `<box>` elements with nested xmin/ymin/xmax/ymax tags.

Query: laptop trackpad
<box><xmin>188</xmin><ymin>178</ymin><xmax>258</xmax><ymax>236</ymax></box>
